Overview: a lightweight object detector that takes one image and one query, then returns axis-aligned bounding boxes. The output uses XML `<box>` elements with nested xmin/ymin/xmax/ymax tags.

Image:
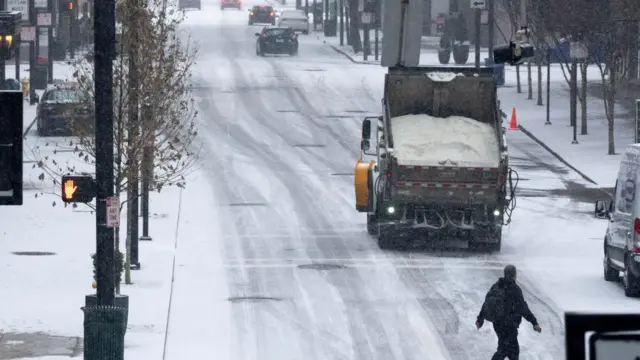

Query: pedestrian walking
<box><xmin>475</xmin><ymin>264</ymin><xmax>542</xmax><ymax>360</ymax></box>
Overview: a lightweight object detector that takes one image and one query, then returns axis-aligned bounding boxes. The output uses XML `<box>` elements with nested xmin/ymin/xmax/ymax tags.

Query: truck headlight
<box><xmin>387</xmin><ymin>206</ymin><xmax>395</xmax><ymax>214</ymax></box>
<box><xmin>493</xmin><ymin>209</ymin><xmax>500</xmax><ymax>216</ymax></box>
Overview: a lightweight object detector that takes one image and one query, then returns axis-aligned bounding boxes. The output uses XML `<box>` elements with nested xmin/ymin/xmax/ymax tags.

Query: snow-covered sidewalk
<box><xmin>497</xmin><ymin>64</ymin><xmax>629</xmax><ymax>188</ymax></box>
<box><xmin>0</xmin><ymin>171</ymin><xmax>184</xmax><ymax>358</ymax></box>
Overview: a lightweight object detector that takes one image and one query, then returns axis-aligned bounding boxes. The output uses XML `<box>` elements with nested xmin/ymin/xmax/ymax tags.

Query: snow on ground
<box><xmin>391</xmin><ymin>114</ymin><xmax>500</xmax><ymax>167</ymax></box>
<box><xmin>0</xmin><ymin>178</ymin><xmax>183</xmax><ymax>359</ymax></box>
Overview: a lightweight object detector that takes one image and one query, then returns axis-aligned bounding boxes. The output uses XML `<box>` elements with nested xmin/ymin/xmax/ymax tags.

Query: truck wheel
<box><xmin>624</xmin><ymin>256</ymin><xmax>640</xmax><ymax>297</ymax></box>
<box><xmin>366</xmin><ymin>214</ymin><xmax>377</xmax><ymax>235</ymax></box>
<box><xmin>604</xmin><ymin>250</ymin><xmax>619</xmax><ymax>282</ymax></box>
<box><xmin>377</xmin><ymin>224</ymin><xmax>396</xmax><ymax>249</ymax></box>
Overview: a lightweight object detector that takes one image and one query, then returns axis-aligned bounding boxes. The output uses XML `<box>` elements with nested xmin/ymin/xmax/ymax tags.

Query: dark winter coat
<box><xmin>477</xmin><ymin>277</ymin><xmax>538</xmax><ymax>328</ymax></box>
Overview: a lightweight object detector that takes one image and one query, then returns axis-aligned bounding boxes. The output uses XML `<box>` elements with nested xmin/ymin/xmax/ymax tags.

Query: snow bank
<box><xmin>390</xmin><ymin>114</ymin><xmax>500</xmax><ymax>167</ymax></box>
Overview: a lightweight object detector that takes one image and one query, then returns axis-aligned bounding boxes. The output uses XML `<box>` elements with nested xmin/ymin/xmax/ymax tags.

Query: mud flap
<box><xmin>354</xmin><ymin>159</ymin><xmax>375</xmax><ymax>212</ymax></box>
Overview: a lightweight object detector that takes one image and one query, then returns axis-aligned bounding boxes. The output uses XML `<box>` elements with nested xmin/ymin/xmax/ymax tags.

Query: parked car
<box><xmin>277</xmin><ymin>10</ymin><xmax>310</xmax><ymax>34</ymax></box>
<box><xmin>249</xmin><ymin>5</ymin><xmax>276</xmax><ymax>25</ymax></box>
<box><xmin>221</xmin><ymin>0</ymin><xmax>241</xmax><ymax>10</ymax></box>
<box><xmin>255</xmin><ymin>26</ymin><xmax>298</xmax><ymax>56</ymax></box>
<box><xmin>36</xmin><ymin>82</ymin><xmax>93</xmax><ymax>137</ymax></box>
<box><xmin>179</xmin><ymin>0</ymin><xmax>201</xmax><ymax>10</ymax></box>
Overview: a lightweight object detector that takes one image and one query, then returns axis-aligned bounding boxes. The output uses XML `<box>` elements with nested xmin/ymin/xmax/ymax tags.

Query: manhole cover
<box><xmin>344</xmin><ymin>110</ymin><xmax>366</xmax><ymax>113</ymax></box>
<box><xmin>298</xmin><ymin>263</ymin><xmax>347</xmax><ymax>270</ymax></box>
<box><xmin>292</xmin><ymin>144</ymin><xmax>326</xmax><ymax>148</ymax></box>
<box><xmin>330</xmin><ymin>173</ymin><xmax>354</xmax><ymax>176</ymax></box>
<box><xmin>276</xmin><ymin>110</ymin><xmax>299</xmax><ymax>113</ymax></box>
<box><xmin>325</xmin><ymin>115</ymin><xmax>353</xmax><ymax>119</ymax></box>
<box><xmin>12</xmin><ymin>251</ymin><xmax>56</xmax><ymax>256</ymax></box>
<box><xmin>303</xmin><ymin>68</ymin><xmax>326</xmax><ymax>72</ymax></box>
<box><xmin>227</xmin><ymin>296</ymin><xmax>282</xmax><ymax>303</ymax></box>
<box><xmin>228</xmin><ymin>202</ymin><xmax>268</xmax><ymax>207</ymax></box>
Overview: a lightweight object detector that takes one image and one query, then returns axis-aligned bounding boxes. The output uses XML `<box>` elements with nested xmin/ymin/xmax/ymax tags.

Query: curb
<box><xmin>328</xmin><ymin>44</ymin><xmax>380</xmax><ymax>65</ymax></box>
<box><xmin>517</xmin><ymin>124</ymin><xmax>598</xmax><ymax>186</ymax></box>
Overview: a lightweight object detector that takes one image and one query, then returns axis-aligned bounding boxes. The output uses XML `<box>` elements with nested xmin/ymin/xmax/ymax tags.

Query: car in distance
<box><xmin>37</xmin><ymin>82</ymin><xmax>93</xmax><ymax>137</ymax></box>
<box><xmin>277</xmin><ymin>10</ymin><xmax>310</xmax><ymax>34</ymax></box>
<box><xmin>255</xmin><ymin>26</ymin><xmax>298</xmax><ymax>56</ymax></box>
<box><xmin>221</xmin><ymin>0</ymin><xmax>241</xmax><ymax>10</ymax></box>
<box><xmin>248</xmin><ymin>5</ymin><xmax>275</xmax><ymax>25</ymax></box>
<box><xmin>179</xmin><ymin>0</ymin><xmax>201</xmax><ymax>10</ymax></box>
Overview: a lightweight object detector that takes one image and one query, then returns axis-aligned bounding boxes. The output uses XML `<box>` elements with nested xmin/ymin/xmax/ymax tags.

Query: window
<box><xmin>265</xmin><ymin>28</ymin><xmax>290</xmax><ymax>36</ymax></box>
<box><xmin>44</xmin><ymin>89</ymin><xmax>85</xmax><ymax>103</ymax></box>
<box><xmin>616</xmin><ymin>166</ymin><xmax>637</xmax><ymax>214</ymax></box>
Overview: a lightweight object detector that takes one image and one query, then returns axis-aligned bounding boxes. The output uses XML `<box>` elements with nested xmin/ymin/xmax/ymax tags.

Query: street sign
<box><xmin>37</xmin><ymin>13</ymin><xmax>52</xmax><ymax>26</ymax></box>
<box><xmin>6</xmin><ymin>0</ymin><xmax>29</xmax><ymax>21</ymax></box>
<box><xmin>20</xmin><ymin>26</ymin><xmax>35</xmax><ymax>42</ymax></box>
<box><xmin>34</xmin><ymin>0</ymin><xmax>47</xmax><ymax>8</ymax></box>
<box><xmin>106</xmin><ymin>196</ymin><xmax>120</xmax><ymax>228</ymax></box>
<box><xmin>470</xmin><ymin>0</ymin><xmax>486</xmax><ymax>9</ymax></box>
<box><xmin>361</xmin><ymin>12</ymin><xmax>372</xmax><ymax>24</ymax></box>
<box><xmin>570</xmin><ymin>41</ymin><xmax>588</xmax><ymax>59</ymax></box>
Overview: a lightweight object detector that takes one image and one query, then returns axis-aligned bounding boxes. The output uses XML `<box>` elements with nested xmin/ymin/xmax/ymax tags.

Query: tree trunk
<box><xmin>516</xmin><ymin>65</ymin><xmax>521</xmax><ymax>93</ymax></box>
<box><xmin>607</xmin><ymin>70</ymin><xmax>616</xmax><ymax>155</ymax></box>
<box><xmin>580</xmin><ymin>62</ymin><xmax>588</xmax><ymax>135</ymax></box>
<box><xmin>125</xmin><ymin>233</ymin><xmax>132</xmax><ymax>284</ymax></box>
<box><xmin>348</xmin><ymin>0</ymin><xmax>361</xmax><ymax>53</ymax></box>
<box><xmin>536</xmin><ymin>61</ymin><xmax>543</xmax><ymax>106</ymax></box>
<box><xmin>527</xmin><ymin>61</ymin><xmax>533</xmax><ymax>99</ymax></box>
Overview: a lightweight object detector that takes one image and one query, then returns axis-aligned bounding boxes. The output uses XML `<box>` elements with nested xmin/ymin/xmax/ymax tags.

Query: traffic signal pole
<box><xmin>94</xmin><ymin>0</ymin><xmax>116</xmax><ymax>307</ymax></box>
<box><xmin>82</xmin><ymin>0</ymin><xmax>127</xmax><ymax>358</ymax></box>
<box><xmin>0</xmin><ymin>1</ymin><xmax>5</xmax><ymax>83</ymax></box>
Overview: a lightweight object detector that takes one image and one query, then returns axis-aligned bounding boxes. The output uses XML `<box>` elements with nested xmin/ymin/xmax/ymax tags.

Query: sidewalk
<box><xmin>0</xmin><ymin>165</ymin><xmax>184</xmax><ymax>359</ymax></box>
<box><xmin>308</xmin><ymin>27</ymin><xmax>628</xmax><ymax>188</ymax></box>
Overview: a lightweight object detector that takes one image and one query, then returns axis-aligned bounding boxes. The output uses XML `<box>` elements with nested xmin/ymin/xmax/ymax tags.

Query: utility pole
<box><xmin>29</xmin><ymin>0</ymin><xmax>36</xmax><ymax>101</ymax></box>
<box><xmin>487</xmin><ymin>0</ymin><xmax>494</xmax><ymax>60</ymax></box>
<box><xmin>47</xmin><ymin>0</ymin><xmax>52</xmax><ymax>82</ymax></box>
<box><xmin>0</xmin><ymin>0</ymin><xmax>5</xmax><ymax>83</ymax></box>
<box><xmin>570</xmin><ymin>59</ymin><xmax>578</xmax><ymax>144</ymax></box>
<box><xmin>68</xmin><ymin>0</ymin><xmax>74</xmax><ymax>59</ymax></box>
<box><xmin>127</xmin><ymin>0</ymin><xmax>140</xmax><ymax>271</ymax></box>
<box><xmin>339</xmin><ymin>0</ymin><xmax>343</xmax><ymax>45</ymax></box>
<box><xmin>545</xmin><ymin>51</ymin><xmax>551</xmax><ymax>125</ymax></box>
<box><xmin>474</xmin><ymin>8</ymin><xmax>480</xmax><ymax>70</ymax></box>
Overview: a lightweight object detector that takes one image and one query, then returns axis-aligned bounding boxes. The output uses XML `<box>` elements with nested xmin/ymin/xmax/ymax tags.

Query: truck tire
<box><xmin>366</xmin><ymin>214</ymin><xmax>377</xmax><ymax>235</ymax></box>
<box><xmin>377</xmin><ymin>224</ymin><xmax>396</xmax><ymax>249</ymax></box>
<box><xmin>378</xmin><ymin>224</ymin><xmax>409</xmax><ymax>250</ymax></box>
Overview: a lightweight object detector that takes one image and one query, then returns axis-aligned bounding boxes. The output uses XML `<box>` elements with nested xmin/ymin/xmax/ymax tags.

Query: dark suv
<box><xmin>248</xmin><ymin>5</ymin><xmax>275</xmax><ymax>25</ymax></box>
<box><xmin>255</xmin><ymin>26</ymin><xmax>298</xmax><ymax>56</ymax></box>
<box><xmin>36</xmin><ymin>83</ymin><xmax>93</xmax><ymax>137</ymax></box>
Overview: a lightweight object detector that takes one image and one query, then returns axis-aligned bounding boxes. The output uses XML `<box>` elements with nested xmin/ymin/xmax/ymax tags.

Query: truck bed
<box><xmin>390</xmin><ymin>114</ymin><xmax>500</xmax><ymax>168</ymax></box>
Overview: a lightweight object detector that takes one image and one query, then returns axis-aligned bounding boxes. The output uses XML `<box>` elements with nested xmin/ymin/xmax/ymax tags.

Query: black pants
<box><xmin>491</xmin><ymin>322</ymin><xmax>519</xmax><ymax>360</ymax></box>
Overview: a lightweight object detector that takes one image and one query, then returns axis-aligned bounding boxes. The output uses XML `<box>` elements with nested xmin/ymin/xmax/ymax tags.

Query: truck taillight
<box><xmin>250</xmin><ymin>11</ymin><xmax>254</xmax><ymax>15</ymax></box>
<box><xmin>634</xmin><ymin>218</ymin><xmax>640</xmax><ymax>253</ymax></box>
<box><xmin>500</xmin><ymin>175</ymin><xmax>506</xmax><ymax>184</ymax></box>
<box><xmin>270</xmin><ymin>11</ymin><xmax>274</xmax><ymax>16</ymax></box>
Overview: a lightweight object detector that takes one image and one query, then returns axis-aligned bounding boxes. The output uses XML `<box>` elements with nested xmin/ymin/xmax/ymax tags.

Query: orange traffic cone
<box><xmin>509</xmin><ymin>107</ymin><xmax>518</xmax><ymax>130</ymax></box>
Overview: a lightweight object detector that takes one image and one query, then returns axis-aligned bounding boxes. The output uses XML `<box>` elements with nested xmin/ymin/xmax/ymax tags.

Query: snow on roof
<box><xmin>390</xmin><ymin>114</ymin><xmax>500</xmax><ymax>167</ymax></box>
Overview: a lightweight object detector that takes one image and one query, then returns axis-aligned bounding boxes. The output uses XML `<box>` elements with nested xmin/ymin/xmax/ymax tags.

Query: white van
<box><xmin>597</xmin><ymin>144</ymin><xmax>640</xmax><ymax>297</ymax></box>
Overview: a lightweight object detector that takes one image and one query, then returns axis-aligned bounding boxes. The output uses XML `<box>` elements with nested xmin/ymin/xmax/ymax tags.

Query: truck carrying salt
<box><xmin>390</xmin><ymin>114</ymin><xmax>500</xmax><ymax>167</ymax></box>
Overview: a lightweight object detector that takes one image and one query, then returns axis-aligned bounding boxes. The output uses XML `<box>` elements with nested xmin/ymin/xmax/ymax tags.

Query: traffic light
<box><xmin>493</xmin><ymin>41</ymin><xmax>534</xmax><ymax>66</ymax></box>
<box><xmin>0</xmin><ymin>11</ymin><xmax>20</xmax><ymax>61</ymax></box>
<box><xmin>0</xmin><ymin>91</ymin><xmax>23</xmax><ymax>206</ymax></box>
<box><xmin>61</xmin><ymin>174</ymin><xmax>95</xmax><ymax>203</ymax></box>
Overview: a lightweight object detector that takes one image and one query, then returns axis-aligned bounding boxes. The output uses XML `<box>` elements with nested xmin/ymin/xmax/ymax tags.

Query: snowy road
<box><xmin>162</xmin><ymin>2</ymin><xmax>637</xmax><ymax>359</ymax></box>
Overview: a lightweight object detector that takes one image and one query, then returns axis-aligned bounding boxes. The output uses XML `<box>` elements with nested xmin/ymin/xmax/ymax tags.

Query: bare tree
<box><xmin>588</xmin><ymin>0</ymin><xmax>640</xmax><ymax>154</ymax></box>
<box><xmin>28</xmin><ymin>0</ymin><xmax>199</xmax><ymax>287</ymax></box>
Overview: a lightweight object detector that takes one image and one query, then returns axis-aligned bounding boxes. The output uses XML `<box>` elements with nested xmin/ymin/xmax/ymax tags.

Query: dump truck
<box><xmin>354</xmin><ymin>66</ymin><xmax>517</xmax><ymax>251</ymax></box>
